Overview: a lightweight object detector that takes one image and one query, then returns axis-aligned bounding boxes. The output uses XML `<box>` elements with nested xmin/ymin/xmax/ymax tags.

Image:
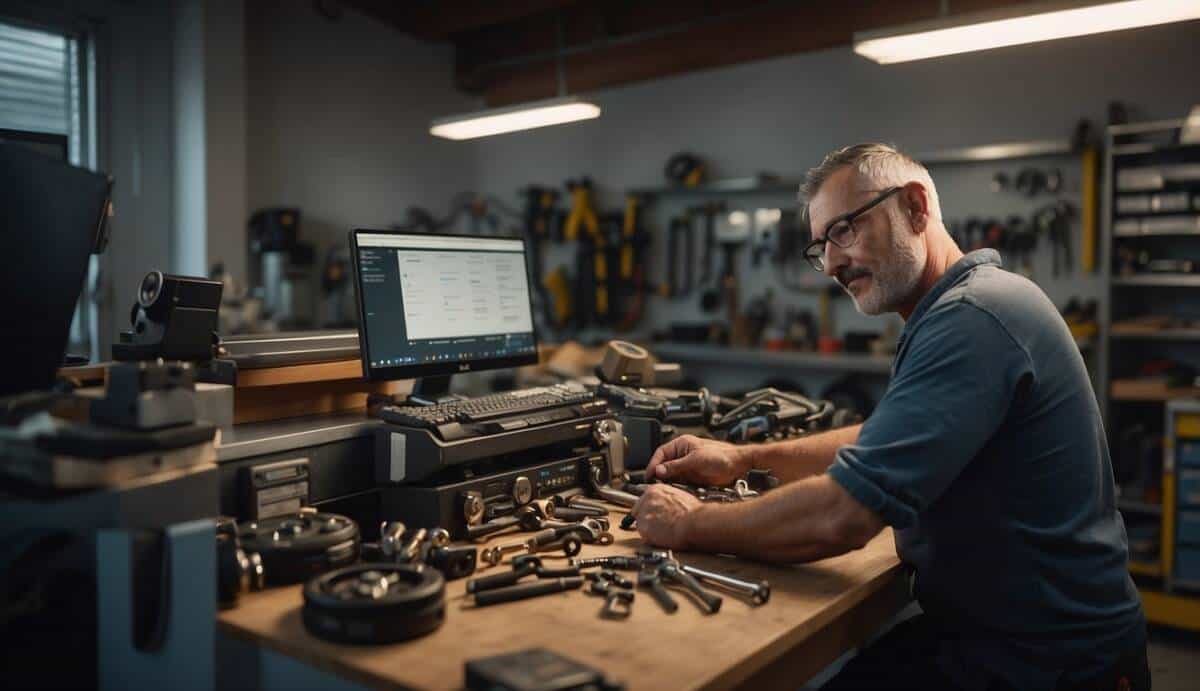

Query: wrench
<box><xmin>590</xmin><ymin>465</ymin><xmax>639</xmax><ymax>507</ymax></box>
<box><xmin>638</xmin><ymin>568</ymin><xmax>678</xmax><ymax>614</ymax></box>
<box><xmin>680</xmin><ymin>564</ymin><xmax>770</xmax><ymax>605</ymax></box>
<box><xmin>660</xmin><ymin>563</ymin><xmax>722</xmax><ymax>614</ymax></box>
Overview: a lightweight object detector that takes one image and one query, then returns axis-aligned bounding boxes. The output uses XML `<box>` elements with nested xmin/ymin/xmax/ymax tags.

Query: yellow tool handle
<box><xmin>1081</xmin><ymin>145</ymin><xmax>1098</xmax><ymax>273</ymax></box>
<box><xmin>621</xmin><ymin>197</ymin><xmax>638</xmax><ymax>279</ymax></box>
<box><xmin>544</xmin><ymin>268</ymin><xmax>572</xmax><ymax>325</ymax></box>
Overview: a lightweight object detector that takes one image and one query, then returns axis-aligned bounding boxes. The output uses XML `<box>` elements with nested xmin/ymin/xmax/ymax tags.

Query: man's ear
<box><xmin>901</xmin><ymin>181</ymin><xmax>930</xmax><ymax>234</ymax></box>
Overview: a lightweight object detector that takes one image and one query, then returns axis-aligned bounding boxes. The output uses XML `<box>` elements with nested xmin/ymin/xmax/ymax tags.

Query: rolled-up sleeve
<box><xmin>828</xmin><ymin>301</ymin><xmax>1035</xmax><ymax>529</ymax></box>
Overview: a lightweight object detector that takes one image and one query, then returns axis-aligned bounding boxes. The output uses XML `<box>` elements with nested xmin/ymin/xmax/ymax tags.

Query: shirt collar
<box><xmin>902</xmin><ymin>249</ymin><xmax>1002</xmax><ymax>334</ymax></box>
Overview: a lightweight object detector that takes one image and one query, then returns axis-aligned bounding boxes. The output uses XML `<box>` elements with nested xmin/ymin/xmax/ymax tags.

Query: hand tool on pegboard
<box><xmin>1073</xmin><ymin>119</ymin><xmax>1099</xmax><ymax>273</ymax></box>
<box><xmin>615</xmin><ymin>194</ymin><xmax>650</xmax><ymax>332</ymax></box>
<box><xmin>522</xmin><ymin>186</ymin><xmax>564</xmax><ymax>330</ymax></box>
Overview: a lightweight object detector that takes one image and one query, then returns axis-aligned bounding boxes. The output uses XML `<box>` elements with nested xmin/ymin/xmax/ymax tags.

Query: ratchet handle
<box><xmin>466</xmin><ymin>564</ymin><xmax>535</xmax><ymax>594</ymax></box>
<box><xmin>643</xmin><ymin>577</ymin><xmax>678</xmax><ymax>613</ymax></box>
<box><xmin>466</xmin><ymin>516</ymin><xmax>519</xmax><ymax>540</ymax></box>
<box><xmin>474</xmin><ymin>577</ymin><xmax>583</xmax><ymax>607</ymax></box>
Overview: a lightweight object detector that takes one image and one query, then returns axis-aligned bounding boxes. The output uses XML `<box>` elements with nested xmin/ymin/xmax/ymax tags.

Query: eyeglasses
<box><xmin>803</xmin><ymin>186</ymin><xmax>901</xmax><ymax>271</ymax></box>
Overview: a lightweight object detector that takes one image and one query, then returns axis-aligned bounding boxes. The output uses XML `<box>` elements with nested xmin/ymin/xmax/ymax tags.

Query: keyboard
<box><xmin>377</xmin><ymin>383</ymin><xmax>604</xmax><ymax>440</ymax></box>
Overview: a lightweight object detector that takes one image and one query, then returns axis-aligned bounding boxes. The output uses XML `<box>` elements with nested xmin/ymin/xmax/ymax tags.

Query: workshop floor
<box><xmin>803</xmin><ymin>621</ymin><xmax>1200</xmax><ymax>689</ymax></box>
<box><xmin>1147</xmin><ymin>625</ymin><xmax>1200</xmax><ymax>691</ymax></box>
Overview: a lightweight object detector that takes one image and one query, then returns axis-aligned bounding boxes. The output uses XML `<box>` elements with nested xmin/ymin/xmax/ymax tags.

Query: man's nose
<box><xmin>823</xmin><ymin>242</ymin><xmax>848</xmax><ymax>279</ymax></box>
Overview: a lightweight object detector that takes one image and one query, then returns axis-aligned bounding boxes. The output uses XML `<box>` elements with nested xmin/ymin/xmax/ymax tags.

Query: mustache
<box><xmin>836</xmin><ymin>267</ymin><xmax>871</xmax><ymax>288</ymax></box>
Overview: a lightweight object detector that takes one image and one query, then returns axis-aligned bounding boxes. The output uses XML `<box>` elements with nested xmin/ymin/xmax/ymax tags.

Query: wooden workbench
<box><xmin>219</xmin><ymin>521</ymin><xmax>905</xmax><ymax>691</ymax></box>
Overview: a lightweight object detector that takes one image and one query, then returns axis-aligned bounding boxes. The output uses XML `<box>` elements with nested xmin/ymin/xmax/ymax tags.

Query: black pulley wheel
<box><xmin>238</xmin><ymin>511</ymin><xmax>360</xmax><ymax>586</ymax></box>
<box><xmin>303</xmin><ymin>564</ymin><xmax>446</xmax><ymax>644</ymax></box>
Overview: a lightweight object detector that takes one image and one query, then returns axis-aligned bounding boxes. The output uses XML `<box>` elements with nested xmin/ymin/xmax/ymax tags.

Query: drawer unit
<box><xmin>1180</xmin><ymin>468</ymin><xmax>1200</xmax><ymax>507</ymax></box>
<box><xmin>1176</xmin><ymin>413</ymin><xmax>1200</xmax><ymax>440</ymax></box>
<box><xmin>1178</xmin><ymin>440</ymin><xmax>1200</xmax><ymax>469</ymax></box>
<box><xmin>1176</xmin><ymin>545</ymin><xmax>1200</xmax><ymax>584</ymax></box>
<box><xmin>1178</xmin><ymin>510</ymin><xmax>1200</xmax><ymax>548</ymax></box>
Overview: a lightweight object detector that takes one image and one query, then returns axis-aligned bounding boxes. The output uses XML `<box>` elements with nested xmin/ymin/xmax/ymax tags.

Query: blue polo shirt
<box><xmin>828</xmin><ymin>250</ymin><xmax>1145</xmax><ymax>690</ymax></box>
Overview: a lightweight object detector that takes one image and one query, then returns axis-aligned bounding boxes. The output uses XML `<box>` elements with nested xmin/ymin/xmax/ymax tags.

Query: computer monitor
<box><xmin>0</xmin><ymin>128</ymin><xmax>68</xmax><ymax>161</ymax></box>
<box><xmin>0</xmin><ymin>141</ymin><xmax>112</xmax><ymax>396</ymax></box>
<box><xmin>349</xmin><ymin>229</ymin><xmax>540</xmax><ymax>384</ymax></box>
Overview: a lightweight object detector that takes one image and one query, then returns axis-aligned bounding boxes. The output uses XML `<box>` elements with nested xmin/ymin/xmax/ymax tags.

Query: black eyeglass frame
<box><xmin>803</xmin><ymin>186</ymin><xmax>902</xmax><ymax>271</ymax></box>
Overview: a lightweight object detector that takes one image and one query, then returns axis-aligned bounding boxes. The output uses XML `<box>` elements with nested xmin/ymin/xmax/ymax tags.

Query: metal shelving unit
<box><xmin>1111</xmin><ymin>329</ymin><xmax>1200</xmax><ymax>342</ymax></box>
<box><xmin>1103</xmin><ymin>119</ymin><xmax>1200</xmax><ymax>631</ymax></box>
<box><xmin>1112</xmin><ymin>274</ymin><xmax>1200</xmax><ymax>287</ymax></box>
<box><xmin>651</xmin><ymin>342</ymin><xmax>894</xmax><ymax>375</ymax></box>
<box><xmin>629</xmin><ymin>137</ymin><xmax>1080</xmax><ymax>199</ymax></box>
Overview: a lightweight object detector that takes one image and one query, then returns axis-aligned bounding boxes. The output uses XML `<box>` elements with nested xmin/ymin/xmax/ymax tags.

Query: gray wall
<box><xmin>464</xmin><ymin>20</ymin><xmax>1200</xmax><ymax>344</ymax></box>
<box><xmin>203</xmin><ymin>0</ymin><xmax>247</xmax><ymax>284</ymax></box>
<box><xmin>243</xmin><ymin>0</ymin><xmax>478</xmax><ymax>297</ymax></box>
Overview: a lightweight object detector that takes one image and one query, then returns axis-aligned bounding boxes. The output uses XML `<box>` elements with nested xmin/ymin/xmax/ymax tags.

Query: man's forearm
<box><xmin>681</xmin><ymin>473</ymin><xmax>881</xmax><ymax>563</ymax></box>
<box><xmin>739</xmin><ymin>424</ymin><xmax>862</xmax><ymax>483</ymax></box>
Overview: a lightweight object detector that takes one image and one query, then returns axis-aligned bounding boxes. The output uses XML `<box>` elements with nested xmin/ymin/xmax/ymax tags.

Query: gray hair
<box><xmin>799</xmin><ymin>142</ymin><xmax>941</xmax><ymax>222</ymax></box>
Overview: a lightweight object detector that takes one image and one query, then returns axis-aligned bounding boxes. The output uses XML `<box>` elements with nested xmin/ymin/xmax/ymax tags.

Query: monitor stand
<box><xmin>407</xmin><ymin>374</ymin><xmax>463</xmax><ymax>406</ymax></box>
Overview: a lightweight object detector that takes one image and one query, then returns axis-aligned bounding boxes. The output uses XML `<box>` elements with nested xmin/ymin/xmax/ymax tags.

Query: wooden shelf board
<box><xmin>1112</xmin><ymin>274</ymin><xmax>1200</xmax><ymax>288</ymax></box>
<box><xmin>652</xmin><ymin>342</ymin><xmax>894</xmax><ymax>375</ymax></box>
<box><xmin>1128</xmin><ymin>561</ymin><xmax>1163</xmax><ymax>577</ymax></box>
<box><xmin>1111</xmin><ymin>378</ymin><xmax>1200</xmax><ymax>402</ymax></box>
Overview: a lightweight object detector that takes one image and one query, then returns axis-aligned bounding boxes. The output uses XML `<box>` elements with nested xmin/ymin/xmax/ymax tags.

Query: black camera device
<box><xmin>113</xmin><ymin>271</ymin><xmax>222</xmax><ymax>362</ymax></box>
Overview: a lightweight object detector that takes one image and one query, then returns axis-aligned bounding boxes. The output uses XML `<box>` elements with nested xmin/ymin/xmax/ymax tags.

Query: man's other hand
<box><xmin>644</xmin><ymin>434</ymin><xmax>752</xmax><ymax>485</ymax></box>
<box><xmin>631</xmin><ymin>483</ymin><xmax>702</xmax><ymax>550</ymax></box>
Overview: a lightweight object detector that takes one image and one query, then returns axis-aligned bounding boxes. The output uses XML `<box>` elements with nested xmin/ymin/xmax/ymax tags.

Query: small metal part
<box><xmin>732</xmin><ymin>479</ymin><xmax>759</xmax><ymax>500</ymax></box>
<box><xmin>512</xmin><ymin>476</ymin><xmax>533</xmax><ymax>505</ymax></box>
<box><xmin>480</xmin><ymin>539</ymin><xmax>531</xmax><ymax>566</ymax></box>
<box><xmin>572</xmin><ymin>555</ymin><xmax>640</xmax><ymax>570</ymax></box>
<box><xmin>601</xmin><ymin>590</ymin><xmax>634</xmax><ymax>619</ymax></box>
<box><xmin>428</xmin><ymin>528</ymin><xmax>451</xmax><ymax>549</ymax></box>
<box><xmin>379</xmin><ymin>521</ymin><xmax>406</xmax><ymax>558</ymax></box>
<box><xmin>532</xmin><ymin>535</ymin><xmax>582</xmax><ymax>558</ymax></box>
<box><xmin>619</xmin><ymin>513</ymin><xmax>636</xmax><ymax>531</ymax></box>
<box><xmin>400</xmin><ymin>528</ymin><xmax>427</xmax><ymax>563</ymax></box>
<box><xmin>462</xmin><ymin>491</ymin><xmax>485</xmax><ymax>526</ymax></box>
<box><xmin>510</xmin><ymin>554</ymin><xmax>543</xmax><ymax>571</ymax></box>
<box><xmin>528</xmin><ymin>498</ymin><xmax>556</xmax><ymax>519</ymax></box>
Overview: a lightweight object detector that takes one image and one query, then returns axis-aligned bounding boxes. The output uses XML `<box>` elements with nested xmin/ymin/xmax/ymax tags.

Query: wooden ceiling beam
<box><xmin>344</xmin><ymin>0</ymin><xmax>575</xmax><ymax>41</ymax></box>
<box><xmin>452</xmin><ymin>0</ymin><xmax>1030</xmax><ymax>106</ymax></box>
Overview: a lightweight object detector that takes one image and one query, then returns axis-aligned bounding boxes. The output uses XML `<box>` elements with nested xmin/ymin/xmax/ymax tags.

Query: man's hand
<box><xmin>644</xmin><ymin>434</ymin><xmax>752</xmax><ymax>486</ymax></box>
<box><xmin>631</xmin><ymin>483</ymin><xmax>703</xmax><ymax>550</ymax></box>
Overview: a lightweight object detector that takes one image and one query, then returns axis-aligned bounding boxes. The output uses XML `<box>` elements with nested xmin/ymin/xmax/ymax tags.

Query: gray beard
<box><xmin>851</xmin><ymin>210</ymin><xmax>926</xmax><ymax>316</ymax></box>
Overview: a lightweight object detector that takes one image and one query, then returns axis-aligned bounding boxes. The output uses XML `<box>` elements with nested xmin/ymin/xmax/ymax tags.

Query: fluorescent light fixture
<box><xmin>430</xmin><ymin>96</ymin><xmax>600</xmax><ymax>140</ymax></box>
<box><xmin>854</xmin><ymin>0</ymin><xmax>1200</xmax><ymax>64</ymax></box>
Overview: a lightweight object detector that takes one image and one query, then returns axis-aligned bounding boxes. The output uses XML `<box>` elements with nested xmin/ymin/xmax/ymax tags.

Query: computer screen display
<box><xmin>350</xmin><ymin>229</ymin><xmax>539</xmax><ymax>381</ymax></box>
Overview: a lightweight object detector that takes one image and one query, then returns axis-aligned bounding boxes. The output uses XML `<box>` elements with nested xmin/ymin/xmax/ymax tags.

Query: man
<box><xmin>632</xmin><ymin>144</ymin><xmax>1148</xmax><ymax>690</ymax></box>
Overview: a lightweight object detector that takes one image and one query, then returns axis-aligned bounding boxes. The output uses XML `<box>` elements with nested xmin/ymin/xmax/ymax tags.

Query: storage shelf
<box><xmin>630</xmin><ymin>177</ymin><xmax>801</xmax><ymax>198</ymax></box>
<box><xmin>1118</xmin><ymin>498</ymin><xmax>1163</xmax><ymax>515</ymax></box>
<box><xmin>1111</xmin><ymin>378</ymin><xmax>1200</xmax><ymax>402</ymax></box>
<box><xmin>1111</xmin><ymin>328</ymin><xmax>1200</xmax><ymax>342</ymax></box>
<box><xmin>652</xmin><ymin>342</ymin><xmax>894</xmax><ymax>375</ymax></box>
<box><xmin>1112</xmin><ymin>274</ymin><xmax>1200</xmax><ymax>288</ymax></box>
<box><xmin>915</xmin><ymin>138</ymin><xmax>1072</xmax><ymax>165</ymax></box>
<box><xmin>1128</xmin><ymin>561</ymin><xmax>1163</xmax><ymax>578</ymax></box>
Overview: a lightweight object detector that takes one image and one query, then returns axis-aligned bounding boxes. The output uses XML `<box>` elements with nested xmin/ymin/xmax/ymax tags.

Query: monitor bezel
<box><xmin>349</xmin><ymin>227</ymin><xmax>541</xmax><ymax>383</ymax></box>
